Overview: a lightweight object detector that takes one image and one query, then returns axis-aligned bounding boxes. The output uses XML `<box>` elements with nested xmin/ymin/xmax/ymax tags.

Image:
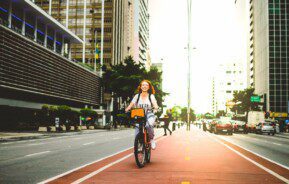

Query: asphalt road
<box><xmin>217</xmin><ymin>132</ymin><xmax>289</xmax><ymax>168</ymax></box>
<box><xmin>0</xmin><ymin>128</ymin><xmax>163</xmax><ymax>184</ymax></box>
<box><xmin>1</xmin><ymin>125</ymin><xmax>288</xmax><ymax>183</ymax></box>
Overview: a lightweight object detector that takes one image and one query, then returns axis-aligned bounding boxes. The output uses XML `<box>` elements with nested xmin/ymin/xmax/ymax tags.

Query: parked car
<box><xmin>266</xmin><ymin>119</ymin><xmax>280</xmax><ymax>134</ymax></box>
<box><xmin>214</xmin><ymin>120</ymin><xmax>233</xmax><ymax>135</ymax></box>
<box><xmin>232</xmin><ymin>120</ymin><xmax>248</xmax><ymax>134</ymax></box>
<box><xmin>255</xmin><ymin>122</ymin><xmax>275</xmax><ymax>135</ymax></box>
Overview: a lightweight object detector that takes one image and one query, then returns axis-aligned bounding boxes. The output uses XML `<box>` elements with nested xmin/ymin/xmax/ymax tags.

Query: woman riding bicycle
<box><xmin>125</xmin><ymin>80</ymin><xmax>159</xmax><ymax>150</ymax></box>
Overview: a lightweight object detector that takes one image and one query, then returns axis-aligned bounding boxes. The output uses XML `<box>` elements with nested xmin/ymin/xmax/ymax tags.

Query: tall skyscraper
<box><xmin>246</xmin><ymin>0</ymin><xmax>289</xmax><ymax>114</ymax></box>
<box><xmin>35</xmin><ymin>0</ymin><xmax>135</xmax><ymax>68</ymax></box>
<box><xmin>134</xmin><ymin>0</ymin><xmax>150</xmax><ymax>67</ymax></box>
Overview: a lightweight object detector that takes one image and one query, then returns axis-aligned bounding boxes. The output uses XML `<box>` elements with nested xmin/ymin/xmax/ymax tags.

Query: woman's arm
<box><xmin>125</xmin><ymin>102</ymin><xmax>135</xmax><ymax>112</ymax></box>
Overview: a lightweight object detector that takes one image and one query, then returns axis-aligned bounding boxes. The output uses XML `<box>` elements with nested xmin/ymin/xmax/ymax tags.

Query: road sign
<box><xmin>250</xmin><ymin>96</ymin><xmax>260</xmax><ymax>102</ymax></box>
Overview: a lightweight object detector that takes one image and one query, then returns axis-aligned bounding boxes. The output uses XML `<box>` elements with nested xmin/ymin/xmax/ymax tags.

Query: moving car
<box><xmin>214</xmin><ymin>120</ymin><xmax>233</xmax><ymax>135</ymax></box>
<box><xmin>232</xmin><ymin>120</ymin><xmax>248</xmax><ymax>134</ymax></box>
<box><xmin>255</xmin><ymin>122</ymin><xmax>275</xmax><ymax>135</ymax></box>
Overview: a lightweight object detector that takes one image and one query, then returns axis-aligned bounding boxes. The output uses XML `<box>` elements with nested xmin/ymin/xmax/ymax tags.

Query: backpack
<box><xmin>136</xmin><ymin>93</ymin><xmax>152</xmax><ymax>106</ymax></box>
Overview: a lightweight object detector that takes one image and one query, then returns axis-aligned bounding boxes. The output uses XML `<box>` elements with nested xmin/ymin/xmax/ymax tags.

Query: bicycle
<box><xmin>128</xmin><ymin>108</ymin><xmax>153</xmax><ymax>168</ymax></box>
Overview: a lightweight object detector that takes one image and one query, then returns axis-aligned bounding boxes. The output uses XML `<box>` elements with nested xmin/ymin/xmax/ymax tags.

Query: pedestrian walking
<box><xmin>163</xmin><ymin>114</ymin><xmax>172</xmax><ymax>136</ymax></box>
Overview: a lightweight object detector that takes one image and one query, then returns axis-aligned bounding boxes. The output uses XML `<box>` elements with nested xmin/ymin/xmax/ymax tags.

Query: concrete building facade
<box><xmin>246</xmin><ymin>0</ymin><xmax>289</xmax><ymax>113</ymax></box>
<box><xmin>134</xmin><ymin>0</ymin><xmax>150</xmax><ymax>67</ymax></box>
<box><xmin>212</xmin><ymin>62</ymin><xmax>247</xmax><ymax>114</ymax></box>
<box><xmin>35</xmin><ymin>0</ymin><xmax>135</xmax><ymax>68</ymax></box>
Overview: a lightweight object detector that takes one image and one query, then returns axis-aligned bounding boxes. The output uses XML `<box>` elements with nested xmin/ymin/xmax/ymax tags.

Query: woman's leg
<box><xmin>145</xmin><ymin>124</ymin><xmax>154</xmax><ymax>140</ymax></box>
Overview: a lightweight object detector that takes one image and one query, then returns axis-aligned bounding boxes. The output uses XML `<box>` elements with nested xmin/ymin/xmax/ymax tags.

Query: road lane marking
<box><xmin>185</xmin><ymin>156</ymin><xmax>190</xmax><ymax>161</ymax></box>
<box><xmin>73</xmin><ymin>138</ymin><xmax>82</xmax><ymax>140</ymax></box>
<box><xmin>38</xmin><ymin>135</ymin><xmax>166</xmax><ymax>184</ymax></box>
<box><xmin>181</xmin><ymin>182</ymin><xmax>190</xmax><ymax>184</ymax></box>
<box><xmin>113</xmin><ymin>137</ymin><xmax>121</xmax><ymax>140</ymax></box>
<box><xmin>28</xmin><ymin>143</ymin><xmax>45</xmax><ymax>146</ymax></box>
<box><xmin>218</xmin><ymin>136</ymin><xmax>289</xmax><ymax>170</ymax></box>
<box><xmin>202</xmin><ymin>132</ymin><xmax>289</xmax><ymax>183</ymax></box>
<box><xmin>25</xmin><ymin>151</ymin><xmax>51</xmax><ymax>157</ymax></box>
<box><xmin>71</xmin><ymin>153</ymin><xmax>133</xmax><ymax>184</ymax></box>
<box><xmin>1</xmin><ymin>142</ymin><xmax>13</xmax><ymax>145</ymax></box>
<box><xmin>272</xmin><ymin>143</ymin><xmax>282</xmax><ymax>146</ymax></box>
<box><xmin>83</xmin><ymin>142</ymin><xmax>95</xmax><ymax>146</ymax></box>
<box><xmin>212</xmin><ymin>137</ymin><xmax>289</xmax><ymax>183</ymax></box>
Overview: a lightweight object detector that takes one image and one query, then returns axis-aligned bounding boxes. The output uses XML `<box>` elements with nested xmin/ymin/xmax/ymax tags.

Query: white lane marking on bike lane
<box><xmin>38</xmin><ymin>134</ymin><xmax>167</xmax><ymax>184</ymax></box>
<box><xmin>71</xmin><ymin>136</ymin><xmax>167</xmax><ymax>184</ymax></box>
<box><xmin>201</xmin><ymin>131</ymin><xmax>289</xmax><ymax>183</ymax></box>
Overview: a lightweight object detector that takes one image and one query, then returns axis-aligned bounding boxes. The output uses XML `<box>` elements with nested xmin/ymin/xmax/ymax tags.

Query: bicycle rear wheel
<box><xmin>145</xmin><ymin>144</ymin><xmax>151</xmax><ymax>163</ymax></box>
<box><xmin>134</xmin><ymin>133</ymin><xmax>146</xmax><ymax>168</ymax></box>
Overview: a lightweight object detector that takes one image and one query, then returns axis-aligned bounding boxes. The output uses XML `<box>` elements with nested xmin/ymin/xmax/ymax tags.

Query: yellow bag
<box><xmin>131</xmin><ymin>108</ymin><xmax>145</xmax><ymax>118</ymax></box>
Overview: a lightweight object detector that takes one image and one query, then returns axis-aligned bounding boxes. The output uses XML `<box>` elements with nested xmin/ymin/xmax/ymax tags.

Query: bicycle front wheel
<box><xmin>134</xmin><ymin>133</ymin><xmax>146</xmax><ymax>168</ymax></box>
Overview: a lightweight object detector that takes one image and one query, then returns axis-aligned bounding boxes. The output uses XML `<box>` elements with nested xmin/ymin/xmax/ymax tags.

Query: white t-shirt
<box><xmin>131</xmin><ymin>93</ymin><xmax>157</xmax><ymax>112</ymax></box>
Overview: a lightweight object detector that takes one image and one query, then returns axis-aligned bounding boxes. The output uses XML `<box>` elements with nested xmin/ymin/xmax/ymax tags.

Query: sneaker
<box><xmin>163</xmin><ymin>134</ymin><xmax>167</xmax><ymax>136</ymax></box>
<box><xmin>170</xmin><ymin>131</ymin><xmax>172</xmax><ymax>135</ymax></box>
<box><xmin>151</xmin><ymin>139</ymin><xmax>156</xmax><ymax>150</ymax></box>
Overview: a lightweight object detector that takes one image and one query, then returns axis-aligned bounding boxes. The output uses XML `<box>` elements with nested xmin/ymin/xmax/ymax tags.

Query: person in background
<box><xmin>163</xmin><ymin>110</ymin><xmax>172</xmax><ymax>136</ymax></box>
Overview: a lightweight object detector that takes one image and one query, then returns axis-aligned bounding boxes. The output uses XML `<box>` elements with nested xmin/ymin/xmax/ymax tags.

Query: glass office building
<box><xmin>248</xmin><ymin>0</ymin><xmax>289</xmax><ymax>114</ymax></box>
<box><xmin>268</xmin><ymin>0</ymin><xmax>289</xmax><ymax>113</ymax></box>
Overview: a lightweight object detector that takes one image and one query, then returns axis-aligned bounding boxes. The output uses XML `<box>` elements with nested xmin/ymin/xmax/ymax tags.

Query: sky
<box><xmin>149</xmin><ymin>0</ymin><xmax>246</xmax><ymax>113</ymax></box>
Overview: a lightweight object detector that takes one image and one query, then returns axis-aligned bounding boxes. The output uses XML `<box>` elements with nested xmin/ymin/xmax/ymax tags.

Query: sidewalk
<box><xmin>0</xmin><ymin>129</ymin><xmax>108</xmax><ymax>142</ymax></box>
<box><xmin>0</xmin><ymin>122</ymin><xmax>176</xmax><ymax>142</ymax></box>
<box><xmin>45</xmin><ymin>126</ymin><xmax>289</xmax><ymax>184</ymax></box>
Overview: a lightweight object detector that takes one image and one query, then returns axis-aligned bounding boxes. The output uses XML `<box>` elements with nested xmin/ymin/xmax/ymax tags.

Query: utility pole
<box><xmin>187</xmin><ymin>0</ymin><xmax>192</xmax><ymax>131</ymax></box>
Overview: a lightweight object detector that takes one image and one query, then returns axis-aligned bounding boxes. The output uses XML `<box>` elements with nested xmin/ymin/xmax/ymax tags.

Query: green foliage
<box><xmin>230</xmin><ymin>88</ymin><xmax>260</xmax><ymax>115</ymax></box>
<box><xmin>80</xmin><ymin>108</ymin><xmax>98</xmax><ymax>126</ymax></box>
<box><xmin>180</xmin><ymin>107</ymin><xmax>196</xmax><ymax>122</ymax></box>
<box><xmin>103</xmin><ymin>56</ymin><xmax>168</xmax><ymax>113</ymax></box>
<box><xmin>216</xmin><ymin>110</ymin><xmax>226</xmax><ymax>118</ymax></box>
<box><xmin>203</xmin><ymin>112</ymin><xmax>215</xmax><ymax>119</ymax></box>
<box><xmin>171</xmin><ymin>106</ymin><xmax>182</xmax><ymax>120</ymax></box>
<box><xmin>57</xmin><ymin>105</ymin><xmax>72</xmax><ymax>125</ymax></box>
<box><xmin>39</xmin><ymin>105</ymin><xmax>80</xmax><ymax>127</ymax></box>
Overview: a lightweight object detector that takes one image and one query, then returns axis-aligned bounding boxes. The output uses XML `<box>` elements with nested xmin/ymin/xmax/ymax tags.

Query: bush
<box><xmin>80</xmin><ymin>108</ymin><xmax>98</xmax><ymax>126</ymax></box>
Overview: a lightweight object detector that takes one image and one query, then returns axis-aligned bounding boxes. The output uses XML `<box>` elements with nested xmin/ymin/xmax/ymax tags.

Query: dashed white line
<box><xmin>113</xmin><ymin>137</ymin><xmax>120</xmax><ymax>140</ymax></box>
<box><xmin>28</xmin><ymin>143</ymin><xmax>45</xmax><ymax>146</ymax></box>
<box><xmin>210</xmin><ymin>136</ymin><xmax>289</xmax><ymax>183</ymax></box>
<box><xmin>71</xmin><ymin>153</ymin><xmax>133</xmax><ymax>184</ymax></box>
<box><xmin>25</xmin><ymin>151</ymin><xmax>51</xmax><ymax>157</ymax></box>
<box><xmin>83</xmin><ymin>142</ymin><xmax>95</xmax><ymax>146</ymax></box>
<box><xmin>272</xmin><ymin>143</ymin><xmax>282</xmax><ymax>146</ymax></box>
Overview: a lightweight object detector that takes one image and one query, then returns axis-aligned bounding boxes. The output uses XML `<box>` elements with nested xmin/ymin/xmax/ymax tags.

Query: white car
<box><xmin>256</xmin><ymin>122</ymin><xmax>275</xmax><ymax>135</ymax></box>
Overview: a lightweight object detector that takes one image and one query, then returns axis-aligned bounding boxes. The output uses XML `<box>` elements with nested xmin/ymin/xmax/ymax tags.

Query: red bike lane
<box><xmin>46</xmin><ymin>127</ymin><xmax>289</xmax><ymax>184</ymax></box>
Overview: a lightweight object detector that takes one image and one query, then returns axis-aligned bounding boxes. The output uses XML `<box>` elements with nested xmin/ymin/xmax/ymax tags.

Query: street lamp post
<box><xmin>187</xmin><ymin>0</ymin><xmax>192</xmax><ymax>131</ymax></box>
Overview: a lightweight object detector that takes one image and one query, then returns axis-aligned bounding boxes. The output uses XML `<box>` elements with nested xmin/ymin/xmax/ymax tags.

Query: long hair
<box><xmin>137</xmin><ymin>80</ymin><xmax>156</xmax><ymax>94</ymax></box>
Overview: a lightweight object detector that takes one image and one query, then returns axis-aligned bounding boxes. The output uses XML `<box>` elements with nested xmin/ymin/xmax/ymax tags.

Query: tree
<box><xmin>203</xmin><ymin>112</ymin><xmax>215</xmax><ymax>119</ymax></box>
<box><xmin>103</xmin><ymin>56</ymin><xmax>168</xmax><ymax>113</ymax></box>
<box><xmin>103</xmin><ymin>56</ymin><xmax>146</xmax><ymax>101</ymax></box>
<box><xmin>216</xmin><ymin>110</ymin><xmax>226</xmax><ymax>118</ymax></box>
<box><xmin>180</xmin><ymin>107</ymin><xmax>196</xmax><ymax>122</ymax></box>
<box><xmin>230</xmin><ymin>88</ymin><xmax>260</xmax><ymax>120</ymax></box>
<box><xmin>171</xmin><ymin>106</ymin><xmax>182</xmax><ymax>120</ymax></box>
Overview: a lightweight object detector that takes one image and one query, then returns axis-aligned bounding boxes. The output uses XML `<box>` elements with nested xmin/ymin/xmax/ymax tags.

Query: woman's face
<box><xmin>141</xmin><ymin>81</ymin><xmax>149</xmax><ymax>92</ymax></box>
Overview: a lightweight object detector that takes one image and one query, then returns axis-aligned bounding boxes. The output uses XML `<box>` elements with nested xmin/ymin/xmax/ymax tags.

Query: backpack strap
<box><xmin>136</xmin><ymin>93</ymin><xmax>153</xmax><ymax>106</ymax></box>
<box><xmin>136</xmin><ymin>93</ymin><xmax>141</xmax><ymax>106</ymax></box>
<box><xmin>148</xmin><ymin>93</ymin><xmax>152</xmax><ymax>106</ymax></box>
